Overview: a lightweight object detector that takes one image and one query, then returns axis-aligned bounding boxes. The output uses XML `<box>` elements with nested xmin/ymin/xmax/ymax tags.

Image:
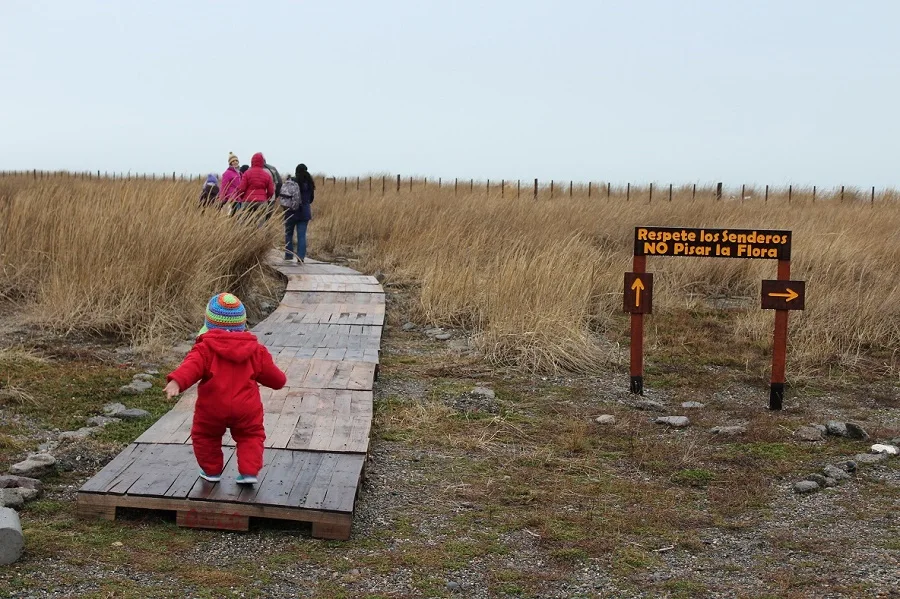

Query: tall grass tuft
<box><xmin>0</xmin><ymin>175</ymin><xmax>279</xmax><ymax>348</ymax></box>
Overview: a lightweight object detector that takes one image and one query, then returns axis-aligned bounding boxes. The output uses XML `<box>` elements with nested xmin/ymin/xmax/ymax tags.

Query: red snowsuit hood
<box><xmin>251</xmin><ymin>152</ymin><xmax>266</xmax><ymax>168</ymax></box>
<box><xmin>196</xmin><ymin>329</ymin><xmax>260</xmax><ymax>362</ymax></box>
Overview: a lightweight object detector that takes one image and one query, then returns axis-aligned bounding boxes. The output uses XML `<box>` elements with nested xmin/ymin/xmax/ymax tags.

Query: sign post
<box><xmin>626</xmin><ymin>226</ymin><xmax>805</xmax><ymax>409</ymax></box>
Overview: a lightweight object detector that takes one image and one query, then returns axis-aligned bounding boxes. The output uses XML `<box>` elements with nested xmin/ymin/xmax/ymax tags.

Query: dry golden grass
<box><xmin>0</xmin><ymin>174</ymin><xmax>280</xmax><ymax>347</ymax></box>
<box><xmin>312</xmin><ymin>178</ymin><xmax>900</xmax><ymax>375</ymax></box>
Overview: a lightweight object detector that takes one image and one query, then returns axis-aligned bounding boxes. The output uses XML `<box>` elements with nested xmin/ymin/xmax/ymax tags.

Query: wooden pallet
<box><xmin>77</xmin><ymin>258</ymin><xmax>384</xmax><ymax>539</ymax></box>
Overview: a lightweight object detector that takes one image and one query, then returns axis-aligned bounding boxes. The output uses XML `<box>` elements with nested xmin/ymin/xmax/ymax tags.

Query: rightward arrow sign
<box><xmin>624</xmin><ymin>273</ymin><xmax>653</xmax><ymax>314</ymax></box>
<box><xmin>761</xmin><ymin>280</ymin><xmax>806</xmax><ymax>310</ymax></box>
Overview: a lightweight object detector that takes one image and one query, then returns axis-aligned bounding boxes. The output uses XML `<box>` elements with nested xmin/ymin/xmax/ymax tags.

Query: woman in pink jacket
<box><xmin>220</xmin><ymin>152</ymin><xmax>242</xmax><ymax>213</ymax></box>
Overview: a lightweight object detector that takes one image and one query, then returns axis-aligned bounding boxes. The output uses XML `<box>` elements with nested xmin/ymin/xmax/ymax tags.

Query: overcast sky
<box><xmin>2</xmin><ymin>1</ymin><xmax>898</xmax><ymax>187</ymax></box>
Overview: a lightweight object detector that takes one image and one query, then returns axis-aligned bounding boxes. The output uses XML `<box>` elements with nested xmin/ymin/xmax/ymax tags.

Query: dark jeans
<box><xmin>285</xmin><ymin>217</ymin><xmax>308</xmax><ymax>260</ymax></box>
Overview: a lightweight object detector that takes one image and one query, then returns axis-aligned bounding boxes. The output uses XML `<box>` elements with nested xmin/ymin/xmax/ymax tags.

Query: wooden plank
<box><xmin>302</xmin><ymin>453</ymin><xmax>342</xmax><ymax>510</ymax></box>
<box><xmin>254</xmin><ymin>451</ymin><xmax>322</xmax><ymax>507</ymax></box>
<box><xmin>177</xmin><ymin>510</ymin><xmax>249</xmax><ymax>531</ymax></box>
<box><xmin>126</xmin><ymin>444</ymin><xmax>196</xmax><ymax>497</ymax></box>
<box><xmin>286</xmin><ymin>279</ymin><xmax>383</xmax><ymax>293</ymax></box>
<box><xmin>79</xmin><ymin>444</ymin><xmax>141</xmax><ymax>493</ymax></box>
<box><xmin>321</xmin><ymin>455</ymin><xmax>366</xmax><ymax>513</ymax></box>
<box><xmin>266</xmin><ymin>391</ymin><xmax>305</xmax><ymax>449</ymax></box>
<box><xmin>106</xmin><ymin>445</ymin><xmax>170</xmax><ymax>495</ymax></box>
<box><xmin>187</xmin><ymin>448</ymin><xmax>236</xmax><ymax>500</ymax></box>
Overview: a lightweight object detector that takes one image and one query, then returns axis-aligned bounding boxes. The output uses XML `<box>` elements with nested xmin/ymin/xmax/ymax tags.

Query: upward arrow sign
<box><xmin>631</xmin><ymin>278</ymin><xmax>645</xmax><ymax>307</ymax></box>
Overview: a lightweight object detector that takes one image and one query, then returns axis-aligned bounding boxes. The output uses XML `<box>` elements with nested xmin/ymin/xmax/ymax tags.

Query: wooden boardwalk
<box><xmin>76</xmin><ymin>259</ymin><xmax>383</xmax><ymax>539</ymax></box>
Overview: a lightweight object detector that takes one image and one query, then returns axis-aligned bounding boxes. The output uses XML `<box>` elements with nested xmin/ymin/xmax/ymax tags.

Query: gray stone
<box><xmin>103</xmin><ymin>403</ymin><xmax>127</xmax><ymax>416</ymax></box>
<box><xmin>9</xmin><ymin>453</ymin><xmax>56</xmax><ymax>478</ymax></box>
<box><xmin>59</xmin><ymin>427</ymin><xmax>101</xmax><ymax>441</ymax></box>
<box><xmin>595</xmin><ymin>415</ymin><xmax>616</xmax><ymax>425</ymax></box>
<box><xmin>845</xmin><ymin>422</ymin><xmax>869</xmax><ymax>440</ymax></box>
<box><xmin>823</xmin><ymin>465</ymin><xmax>851</xmax><ymax>482</ymax></box>
<box><xmin>144</xmin><ymin>369</ymin><xmax>160</xmax><ymax>376</ymax></box>
<box><xmin>118</xmin><ymin>408</ymin><xmax>151</xmax><ymax>420</ymax></box>
<box><xmin>681</xmin><ymin>401</ymin><xmax>704</xmax><ymax>409</ymax></box>
<box><xmin>37</xmin><ymin>441</ymin><xmax>56</xmax><ymax>453</ymax></box>
<box><xmin>0</xmin><ymin>476</ymin><xmax>43</xmax><ymax>493</ymax></box>
<box><xmin>655</xmin><ymin>416</ymin><xmax>690</xmax><ymax>428</ymax></box>
<box><xmin>632</xmin><ymin>399</ymin><xmax>666</xmax><ymax>411</ymax></box>
<box><xmin>446</xmin><ymin>581</ymin><xmax>461</xmax><ymax>593</ymax></box>
<box><xmin>805</xmin><ymin>474</ymin><xmax>827</xmax><ymax>486</ymax></box>
<box><xmin>843</xmin><ymin>460</ymin><xmax>857</xmax><ymax>472</ymax></box>
<box><xmin>86</xmin><ymin>416</ymin><xmax>121</xmax><ymax>428</ymax></box>
<box><xmin>448</xmin><ymin>339</ymin><xmax>470</xmax><ymax>351</ymax></box>
<box><xmin>471</xmin><ymin>387</ymin><xmax>495</xmax><ymax>399</ymax></box>
<box><xmin>826</xmin><ymin>421</ymin><xmax>848</xmax><ymax>437</ymax></box>
<box><xmin>0</xmin><ymin>508</ymin><xmax>24</xmax><ymax>565</ymax></box>
<box><xmin>423</xmin><ymin>328</ymin><xmax>443</xmax><ymax>337</ymax></box>
<box><xmin>132</xmin><ymin>373</ymin><xmax>156</xmax><ymax>382</ymax></box>
<box><xmin>823</xmin><ymin>477</ymin><xmax>837</xmax><ymax>488</ymax></box>
<box><xmin>854</xmin><ymin>452</ymin><xmax>889</xmax><ymax>465</ymax></box>
<box><xmin>120</xmin><ymin>380</ymin><xmax>153</xmax><ymax>395</ymax></box>
<box><xmin>0</xmin><ymin>489</ymin><xmax>24</xmax><ymax>509</ymax></box>
<box><xmin>795</xmin><ymin>426</ymin><xmax>825</xmax><ymax>442</ymax></box>
<box><xmin>710</xmin><ymin>425</ymin><xmax>746</xmax><ymax>436</ymax></box>
<box><xmin>434</xmin><ymin>333</ymin><xmax>452</xmax><ymax>341</ymax></box>
<box><xmin>812</xmin><ymin>424</ymin><xmax>827</xmax><ymax>434</ymax></box>
<box><xmin>870</xmin><ymin>444</ymin><xmax>899</xmax><ymax>455</ymax></box>
<box><xmin>793</xmin><ymin>481</ymin><xmax>820</xmax><ymax>494</ymax></box>
<box><xmin>401</xmin><ymin>322</ymin><xmax>416</xmax><ymax>331</ymax></box>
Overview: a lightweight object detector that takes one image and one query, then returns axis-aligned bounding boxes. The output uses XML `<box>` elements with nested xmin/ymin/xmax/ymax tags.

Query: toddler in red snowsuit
<box><xmin>165</xmin><ymin>293</ymin><xmax>286</xmax><ymax>484</ymax></box>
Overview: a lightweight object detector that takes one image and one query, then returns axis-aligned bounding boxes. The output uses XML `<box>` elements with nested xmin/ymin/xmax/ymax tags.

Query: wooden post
<box><xmin>454</xmin><ymin>178</ymin><xmax>458</xmax><ymax>195</ymax></box>
<box><xmin>692</xmin><ymin>183</ymin><xmax>696</xmax><ymax>201</ymax></box>
<box><xmin>626</xmin><ymin>183</ymin><xmax>630</xmax><ymax>202</ymax></box>
<box><xmin>716</xmin><ymin>182</ymin><xmax>723</xmax><ymax>201</ymax></box>
<box><xmin>424</xmin><ymin>177</ymin><xmax>427</xmax><ymax>188</ymax></box>
<box><xmin>396</xmin><ymin>174</ymin><xmax>400</xmax><ymax>192</ymax></box>
<box><xmin>630</xmin><ymin>254</ymin><xmax>647</xmax><ymax>395</ymax></box>
<box><xmin>517</xmin><ymin>179</ymin><xmax>520</xmax><ymax>198</ymax></box>
<box><xmin>569</xmin><ymin>181</ymin><xmax>573</xmax><ymax>197</ymax></box>
<box><xmin>607</xmin><ymin>182</ymin><xmax>611</xmax><ymax>199</ymax></box>
<box><xmin>550</xmin><ymin>180</ymin><xmax>554</xmax><ymax>199</ymax></box>
<box><xmin>770</xmin><ymin>259</ymin><xmax>791</xmax><ymax>410</ymax></box>
<box><xmin>487</xmin><ymin>179</ymin><xmax>490</xmax><ymax>195</ymax></box>
<box><xmin>382</xmin><ymin>175</ymin><xmax>385</xmax><ymax>195</ymax></box>
<box><xmin>648</xmin><ymin>183</ymin><xmax>653</xmax><ymax>204</ymax></box>
<box><xmin>788</xmin><ymin>185</ymin><xmax>792</xmax><ymax>203</ymax></box>
<box><xmin>470</xmin><ymin>179</ymin><xmax>473</xmax><ymax>192</ymax></box>
<box><xmin>741</xmin><ymin>184</ymin><xmax>745</xmax><ymax>202</ymax></box>
<box><xmin>343</xmin><ymin>177</ymin><xmax>347</xmax><ymax>192</ymax></box>
<box><xmin>533</xmin><ymin>178</ymin><xmax>538</xmax><ymax>200</ymax></box>
<box><xmin>33</xmin><ymin>169</ymin><xmax>36</xmax><ymax>180</ymax></box>
<box><xmin>409</xmin><ymin>176</ymin><xmax>412</xmax><ymax>192</ymax></box>
<box><xmin>840</xmin><ymin>185</ymin><xmax>844</xmax><ymax>203</ymax></box>
<box><xmin>812</xmin><ymin>185</ymin><xmax>816</xmax><ymax>202</ymax></box>
<box><xmin>501</xmin><ymin>179</ymin><xmax>504</xmax><ymax>197</ymax></box>
<box><xmin>588</xmin><ymin>182</ymin><xmax>592</xmax><ymax>198</ymax></box>
<box><xmin>357</xmin><ymin>176</ymin><xmax>360</xmax><ymax>191</ymax></box>
<box><xmin>765</xmin><ymin>184</ymin><xmax>769</xmax><ymax>202</ymax></box>
<box><xmin>668</xmin><ymin>183</ymin><xmax>672</xmax><ymax>202</ymax></box>
<box><xmin>871</xmin><ymin>186</ymin><xmax>875</xmax><ymax>204</ymax></box>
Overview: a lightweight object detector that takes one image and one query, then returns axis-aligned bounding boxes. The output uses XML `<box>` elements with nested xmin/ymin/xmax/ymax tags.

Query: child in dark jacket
<box><xmin>165</xmin><ymin>293</ymin><xmax>286</xmax><ymax>484</ymax></box>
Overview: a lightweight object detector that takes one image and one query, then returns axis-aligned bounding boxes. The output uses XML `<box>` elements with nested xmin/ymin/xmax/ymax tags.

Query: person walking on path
<box><xmin>164</xmin><ymin>293</ymin><xmax>286</xmax><ymax>484</ymax></box>
<box><xmin>278</xmin><ymin>163</ymin><xmax>315</xmax><ymax>263</ymax></box>
<box><xmin>220</xmin><ymin>153</ymin><xmax>243</xmax><ymax>213</ymax></box>
<box><xmin>198</xmin><ymin>173</ymin><xmax>220</xmax><ymax>208</ymax></box>
<box><xmin>237</xmin><ymin>152</ymin><xmax>275</xmax><ymax>221</ymax></box>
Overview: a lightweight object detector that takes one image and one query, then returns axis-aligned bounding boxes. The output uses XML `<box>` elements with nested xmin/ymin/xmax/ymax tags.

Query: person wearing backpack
<box><xmin>278</xmin><ymin>163</ymin><xmax>315</xmax><ymax>263</ymax></box>
<box><xmin>198</xmin><ymin>173</ymin><xmax>220</xmax><ymax>208</ymax></box>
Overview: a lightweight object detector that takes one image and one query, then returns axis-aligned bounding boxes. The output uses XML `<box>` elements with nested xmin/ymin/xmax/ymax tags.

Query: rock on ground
<box><xmin>595</xmin><ymin>415</ymin><xmax>616</xmax><ymax>425</ymax></box>
<box><xmin>710</xmin><ymin>425</ymin><xmax>746</xmax><ymax>436</ymax></box>
<box><xmin>823</xmin><ymin>465</ymin><xmax>851</xmax><ymax>482</ymax></box>
<box><xmin>854</xmin><ymin>453</ymin><xmax>889</xmax><ymax>465</ymax></box>
<box><xmin>132</xmin><ymin>373</ymin><xmax>155</xmax><ymax>382</ymax></box>
<box><xmin>795</xmin><ymin>425</ymin><xmax>825</xmax><ymax>442</ymax></box>
<box><xmin>844</xmin><ymin>422</ymin><xmax>869</xmax><ymax>440</ymax></box>
<box><xmin>870</xmin><ymin>444</ymin><xmax>898</xmax><ymax>455</ymax></box>
<box><xmin>118</xmin><ymin>408</ymin><xmax>151</xmax><ymax>420</ymax></box>
<box><xmin>119</xmin><ymin>380</ymin><xmax>153</xmax><ymax>395</ymax></box>
<box><xmin>9</xmin><ymin>453</ymin><xmax>56</xmax><ymax>478</ymax></box>
<box><xmin>0</xmin><ymin>476</ymin><xmax>43</xmax><ymax>492</ymax></box>
<box><xmin>805</xmin><ymin>474</ymin><xmax>827</xmax><ymax>486</ymax></box>
<box><xmin>681</xmin><ymin>401</ymin><xmax>704</xmax><ymax>409</ymax></box>
<box><xmin>401</xmin><ymin>322</ymin><xmax>416</xmax><ymax>331</ymax></box>
<box><xmin>632</xmin><ymin>399</ymin><xmax>666</xmax><ymax>411</ymax></box>
<box><xmin>86</xmin><ymin>416</ymin><xmax>121</xmax><ymax>428</ymax></box>
<box><xmin>103</xmin><ymin>403</ymin><xmax>127</xmax><ymax>416</ymax></box>
<box><xmin>794</xmin><ymin>480</ymin><xmax>820</xmax><ymax>494</ymax></box>
<box><xmin>0</xmin><ymin>489</ymin><xmax>25</xmax><ymax>509</ymax></box>
<box><xmin>655</xmin><ymin>416</ymin><xmax>690</xmax><ymax>428</ymax></box>
<box><xmin>434</xmin><ymin>333</ymin><xmax>452</xmax><ymax>341</ymax></box>
<box><xmin>0</xmin><ymin>507</ymin><xmax>24</xmax><ymax>565</ymax></box>
<box><xmin>471</xmin><ymin>387</ymin><xmax>495</xmax><ymax>399</ymax></box>
<box><xmin>59</xmin><ymin>427</ymin><xmax>101</xmax><ymax>441</ymax></box>
<box><xmin>826</xmin><ymin>421</ymin><xmax>848</xmax><ymax>437</ymax></box>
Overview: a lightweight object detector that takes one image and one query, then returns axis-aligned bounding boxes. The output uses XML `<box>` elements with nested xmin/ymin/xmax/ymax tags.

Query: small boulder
<box><xmin>795</xmin><ymin>426</ymin><xmax>825</xmax><ymax>442</ymax></box>
<box><xmin>681</xmin><ymin>401</ymin><xmax>704</xmax><ymax>409</ymax></box>
<box><xmin>0</xmin><ymin>507</ymin><xmax>24</xmax><ymax>565</ymax></box>
<box><xmin>120</xmin><ymin>381</ymin><xmax>153</xmax><ymax>395</ymax></box>
<box><xmin>144</xmin><ymin>369</ymin><xmax>160</xmax><ymax>376</ymax></box>
<box><xmin>118</xmin><ymin>408</ymin><xmax>151</xmax><ymax>420</ymax></box>
<box><xmin>103</xmin><ymin>403</ymin><xmax>127</xmax><ymax>417</ymax></box>
<box><xmin>86</xmin><ymin>416</ymin><xmax>121</xmax><ymax>428</ymax></box>
<box><xmin>822</xmin><ymin>465</ymin><xmax>851</xmax><ymax>482</ymax></box>
<box><xmin>446</xmin><ymin>581</ymin><xmax>462</xmax><ymax>593</ymax></box>
<box><xmin>710</xmin><ymin>425</ymin><xmax>746</xmax><ymax>436</ymax></box>
<box><xmin>793</xmin><ymin>481</ymin><xmax>820</xmax><ymax>494</ymax></box>
<box><xmin>823</xmin><ymin>477</ymin><xmax>838</xmax><ymax>488</ymax></box>
<box><xmin>870</xmin><ymin>444</ymin><xmax>898</xmax><ymax>456</ymax></box>
<box><xmin>655</xmin><ymin>416</ymin><xmax>690</xmax><ymax>428</ymax></box>
<box><xmin>595</xmin><ymin>415</ymin><xmax>616</xmax><ymax>425</ymax></box>
<box><xmin>0</xmin><ymin>476</ymin><xmax>43</xmax><ymax>493</ymax></box>
<box><xmin>805</xmin><ymin>473</ymin><xmax>827</xmax><ymax>487</ymax></box>
<box><xmin>471</xmin><ymin>387</ymin><xmax>496</xmax><ymax>399</ymax></box>
<box><xmin>0</xmin><ymin>489</ymin><xmax>24</xmax><ymax>509</ymax></box>
<box><xmin>843</xmin><ymin>460</ymin><xmax>857</xmax><ymax>473</ymax></box>
<box><xmin>401</xmin><ymin>322</ymin><xmax>416</xmax><ymax>332</ymax></box>
<box><xmin>59</xmin><ymin>427</ymin><xmax>100</xmax><ymax>442</ymax></box>
<box><xmin>854</xmin><ymin>453</ymin><xmax>889</xmax><ymax>465</ymax></box>
<box><xmin>434</xmin><ymin>333</ymin><xmax>452</xmax><ymax>341</ymax></box>
<box><xmin>9</xmin><ymin>453</ymin><xmax>56</xmax><ymax>478</ymax></box>
<box><xmin>132</xmin><ymin>373</ymin><xmax>155</xmax><ymax>382</ymax></box>
<box><xmin>811</xmin><ymin>424</ymin><xmax>827</xmax><ymax>434</ymax></box>
<box><xmin>844</xmin><ymin>422</ymin><xmax>869</xmax><ymax>440</ymax></box>
<box><xmin>825</xmin><ymin>421</ymin><xmax>848</xmax><ymax>437</ymax></box>
<box><xmin>632</xmin><ymin>399</ymin><xmax>666</xmax><ymax>412</ymax></box>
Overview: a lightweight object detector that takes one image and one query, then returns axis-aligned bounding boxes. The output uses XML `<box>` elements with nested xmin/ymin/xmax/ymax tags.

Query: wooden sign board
<box><xmin>761</xmin><ymin>280</ymin><xmax>806</xmax><ymax>310</ymax></box>
<box><xmin>623</xmin><ymin>273</ymin><xmax>653</xmax><ymax>314</ymax></box>
<box><xmin>634</xmin><ymin>227</ymin><xmax>791</xmax><ymax>260</ymax></box>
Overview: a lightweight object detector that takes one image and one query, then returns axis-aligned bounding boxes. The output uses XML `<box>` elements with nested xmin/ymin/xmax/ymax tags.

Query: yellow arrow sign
<box><xmin>768</xmin><ymin>288</ymin><xmax>799</xmax><ymax>302</ymax></box>
<box><xmin>631</xmin><ymin>278</ymin><xmax>645</xmax><ymax>306</ymax></box>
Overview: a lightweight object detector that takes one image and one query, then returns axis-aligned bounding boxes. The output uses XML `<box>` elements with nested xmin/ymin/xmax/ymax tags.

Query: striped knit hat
<box><xmin>198</xmin><ymin>293</ymin><xmax>247</xmax><ymax>335</ymax></box>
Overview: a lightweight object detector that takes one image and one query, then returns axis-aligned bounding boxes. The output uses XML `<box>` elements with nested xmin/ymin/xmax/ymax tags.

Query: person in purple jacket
<box><xmin>220</xmin><ymin>152</ymin><xmax>242</xmax><ymax>213</ymax></box>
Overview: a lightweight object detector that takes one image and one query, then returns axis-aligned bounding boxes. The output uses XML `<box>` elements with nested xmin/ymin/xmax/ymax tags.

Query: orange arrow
<box><xmin>768</xmin><ymin>288</ymin><xmax>799</xmax><ymax>302</ymax></box>
<box><xmin>631</xmin><ymin>278</ymin><xmax>645</xmax><ymax>306</ymax></box>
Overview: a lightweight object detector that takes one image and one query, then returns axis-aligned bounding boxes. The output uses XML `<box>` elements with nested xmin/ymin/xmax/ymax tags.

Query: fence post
<box><xmin>533</xmin><ymin>178</ymin><xmax>538</xmax><ymax>200</ymax></box>
<box><xmin>607</xmin><ymin>182</ymin><xmax>611</xmax><ymax>199</ymax></box>
<box><xmin>455</xmin><ymin>177</ymin><xmax>458</xmax><ymax>195</ymax></box>
<box><xmin>382</xmin><ymin>175</ymin><xmax>385</xmax><ymax>195</ymax></box>
<box><xmin>871</xmin><ymin>186</ymin><xmax>875</xmax><ymax>204</ymax></box>
<box><xmin>33</xmin><ymin>169</ymin><xmax>36</xmax><ymax>180</ymax></box>
<box><xmin>517</xmin><ymin>179</ymin><xmax>520</xmax><ymax>198</ymax></box>
<box><xmin>812</xmin><ymin>185</ymin><xmax>816</xmax><ymax>202</ymax></box>
<box><xmin>840</xmin><ymin>185</ymin><xmax>844</xmax><ymax>203</ymax></box>
<box><xmin>569</xmin><ymin>181</ymin><xmax>573</xmax><ymax>197</ymax></box>
<box><xmin>692</xmin><ymin>183</ymin><xmax>696</xmax><ymax>201</ymax></box>
<box><xmin>550</xmin><ymin>180</ymin><xmax>554</xmax><ymax>199</ymax></box>
<box><xmin>668</xmin><ymin>183</ymin><xmax>672</xmax><ymax>202</ymax></box>
<box><xmin>396</xmin><ymin>174</ymin><xmax>400</xmax><ymax>192</ymax></box>
<box><xmin>357</xmin><ymin>176</ymin><xmax>360</xmax><ymax>191</ymax></box>
<box><xmin>741</xmin><ymin>184</ymin><xmax>745</xmax><ymax>203</ymax></box>
<box><xmin>765</xmin><ymin>184</ymin><xmax>769</xmax><ymax>202</ymax></box>
<box><xmin>648</xmin><ymin>183</ymin><xmax>653</xmax><ymax>203</ymax></box>
<box><xmin>424</xmin><ymin>177</ymin><xmax>427</xmax><ymax>188</ymax></box>
<box><xmin>409</xmin><ymin>176</ymin><xmax>412</xmax><ymax>192</ymax></box>
<box><xmin>343</xmin><ymin>177</ymin><xmax>347</xmax><ymax>192</ymax></box>
<box><xmin>716</xmin><ymin>182</ymin><xmax>723</xmax><ymax>201</ymax></box>
<box><xmin>788</xmin><ymin>185</ymin><xmax>792</xmax><ymax>203</ymax></box>
<box><xmin>487</xmin><ymin>179</ymin><xmax>490</xmax><ymax>195</ymax></box>
<box><xmin>438</xmin><ymin>177</ymin><xmax>441</xmax><ymax>188</ymax></box>
<box><xmin>588</xmin><ymin>182</ymin><xmax>592</xmax><ymax>198</ymax></box>
<box><xmin>470</xmin><ymin>179</ymin><xmax>473</xmax><ymax>192</ymax></box>
<box><xmin>626</xmin><ymin>182</ymin><xmax>630</xmax><ymax>202</ymax></box>
<box><xmin>501</xmin><ymin>179</ymin><xmax>504</xmax><ymax>197</ymax></box>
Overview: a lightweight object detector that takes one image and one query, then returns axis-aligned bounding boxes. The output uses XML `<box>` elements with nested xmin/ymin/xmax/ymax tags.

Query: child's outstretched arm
<box><xmin>256</xmin><ymin>347</ymin><xmax>287</xmax><ymax>390</ymax></box>
<box><xmin>166</xmin><ymin>346</ymin><xmax>207</xmax><ymax>398</ymax></box>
